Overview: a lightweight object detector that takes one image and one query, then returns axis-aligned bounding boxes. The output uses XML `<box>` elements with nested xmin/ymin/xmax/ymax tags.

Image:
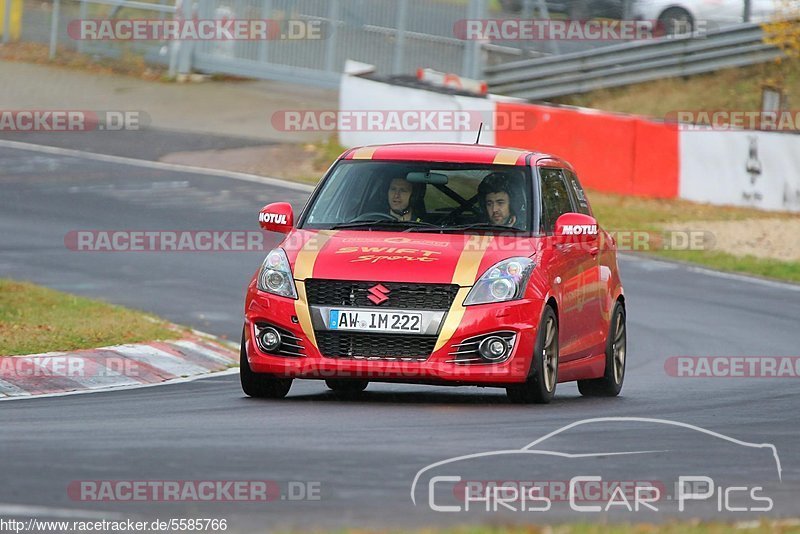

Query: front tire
<box><xmin>578</xmin><ymin>302</ymin><xmax>626</xmax><ymax>397</ymax></box>
<box><xmin>507</xmin><ymin>305</ymin><xmax>559</xmax><ymax>404</ymax></box>
<box><xmin>240</xmin><ymin>329</ymin><xmax>293</xmax><ymax>399</ymax></box>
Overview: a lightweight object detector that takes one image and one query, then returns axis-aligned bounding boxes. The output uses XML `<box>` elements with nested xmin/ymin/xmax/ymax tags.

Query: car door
<box><xmin>697</xmin><ymin>0</ymin><xmax>743</xmax><ymax>24</ymax></box>
<box><xmin>565</xmin><ymin>169</ymin><xmax>606</xmax><ymax>359</ymax></box>
<box><xmin>539</xmin><ymin>167</ymin><xmax>596</xmax><ymax>362</ymax></box>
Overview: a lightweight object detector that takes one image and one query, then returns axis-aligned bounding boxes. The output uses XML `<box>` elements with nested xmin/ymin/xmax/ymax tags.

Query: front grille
<box><xmin>316</xmin><ymin>332</ymin><xmax>437</xmax><ymax>361</ymax></box>
<box><xmin>305</xmin><ymin>280</ymin><xmax>459</xmax><ymax>310</ymax></box>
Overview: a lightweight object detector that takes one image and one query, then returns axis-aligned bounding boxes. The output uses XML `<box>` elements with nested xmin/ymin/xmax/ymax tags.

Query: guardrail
<box><xmin>485</xmin><ymin>23</ymin><xmax>784</xmax><ymax>100</ymax></box>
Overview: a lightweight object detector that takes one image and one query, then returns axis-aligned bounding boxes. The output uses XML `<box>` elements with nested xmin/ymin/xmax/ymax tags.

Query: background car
<box><xmin>499</xmin><ymin>0</ymin><xmax>624</xmax><ymax>20</ymax></box>
<box><xmin>632</xmin><ymin>0</ymin><xmax>780</xmax><ymax>34</ymax></box>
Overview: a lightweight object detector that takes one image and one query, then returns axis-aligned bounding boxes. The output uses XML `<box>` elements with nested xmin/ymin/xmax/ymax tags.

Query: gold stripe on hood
<box><xmin>293</xmin><ymin>231</ymin><xmax>337</xmax><ymax>349</ymax></box>
<box><xmin>351</xmin><ymin>146</ymin><xmax>379</xmax><ymax>160</ymax></box>
<box><xmin>434</xmin><ymin>235</ymin><xmax>494</xmax><ymax>352</ymax></box>
<box><xmin>492</xmin><ymin>149</ymin><xmax>525</xmax><ymax>166</ymax></box>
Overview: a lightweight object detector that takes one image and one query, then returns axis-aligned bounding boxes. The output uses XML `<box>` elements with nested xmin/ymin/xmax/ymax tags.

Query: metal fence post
<box><xmin>464</xmin><ymin>0</ymin><xmax>487</xmax><ymax>79</ymax></box>
<box><xmin>324</xmin><ymin>0</ymin><xmax>339</xmax><ymax>72</ymax></box>
<box><xmin>392</xmin><ymin>0</ymin><xmax>409</xmax><ymax>74</ymax></box>
<box><xmin>49</xmin><ymin>0</ymin><xmax>60</xmax><ymax>58</ymax></box>
<box><xmin>177</xmin><ymin>0</ymin><xmax>194</xmax><ymax>75</ymax></box>
<box><xmin>258</xmin><ymin>0</ymin><xmax>272</xmax><ymax>63</ymax></box>
<box><xmin>76</xmin><ymin>0</ymin><xmax>88</xmax><ymax>52</ymax></box>
<box><xmin>3</xmin><ymin>0</ymin><xmax>13</xmax><ymax>44</ymax></box>
<box><xmin>461</xmin><ymin>0</ymin><xmax>475</xmax><ymax>77</ymax></box>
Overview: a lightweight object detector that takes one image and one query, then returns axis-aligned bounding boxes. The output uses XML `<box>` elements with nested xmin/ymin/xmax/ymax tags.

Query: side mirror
<box><xmin>258</xmin><ymin>202</ymin><xmax>294</xmax><ymax>234</ymax></box>
<box><xmin>554</xmin><ymin>213</ymin><xmax>598</xmax><ymax>242</ymax></box>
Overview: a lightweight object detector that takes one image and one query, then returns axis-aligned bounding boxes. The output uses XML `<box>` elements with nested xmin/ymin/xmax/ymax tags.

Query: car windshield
<box><xmin>301</xmin><ymin>160</ymin><xmax>534</xmax><ymax>232</ymax></box>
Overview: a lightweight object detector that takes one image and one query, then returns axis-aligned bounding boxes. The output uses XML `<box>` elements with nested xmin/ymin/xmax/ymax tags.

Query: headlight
<box><xmin>464</xmin><ymin>257</ymin><xmax>534</xmax><ymax>306</ymax></box>
<box><xmin>257</xmin><ymin>248</ymin><xmax>298</xmax><ymax>299</ymax></box>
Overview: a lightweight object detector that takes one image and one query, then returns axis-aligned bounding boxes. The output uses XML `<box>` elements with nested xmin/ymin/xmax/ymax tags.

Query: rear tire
<box><xmin>578</xmin><ymin>302</ymin><xmax>626</xmax><ymax>397</ymax></box>
<box><xmin>658</xmin><ymin>8</ymin><xmax>693</xmax><ymax>35</ymax></box>
<box><xmin>240</xmin><ymin>329</ymin><xmax>293</xmax><ymax>399</ymax></box>
<box><xmin>325</xmin><ymin>379</ymin><xmax>369</xmax><ymax>394</ymax></box>
<box><xmin>507</xmin><ymin>306</ymin><xmax>559</xmax><ymax>404</ymax></box>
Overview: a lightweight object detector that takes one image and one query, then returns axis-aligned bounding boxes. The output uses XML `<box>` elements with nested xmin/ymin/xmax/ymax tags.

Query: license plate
<box><xmin>328</xmin><ymin>310</ymin><xmax>422</xmax><ymax>333</ymax></box>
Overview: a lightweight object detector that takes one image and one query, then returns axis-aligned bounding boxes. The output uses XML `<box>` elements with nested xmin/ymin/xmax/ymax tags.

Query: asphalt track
<box><xmin>1</xmin><ymin>138</ymin><xmax>799</xmax><ymax>531</ymax></box>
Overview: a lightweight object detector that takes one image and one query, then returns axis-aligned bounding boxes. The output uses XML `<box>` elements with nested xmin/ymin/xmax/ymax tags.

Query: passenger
<box><xmin>478</xmin><ymin>172</ymin><xmax>523</xmax><ymax>227</ymax></box>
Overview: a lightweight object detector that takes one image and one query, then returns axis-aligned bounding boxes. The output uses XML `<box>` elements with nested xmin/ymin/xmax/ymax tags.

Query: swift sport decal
<box><xmin>335</xmin><ymin>246</ymin><xmax>442</xmax><ymax>264</ymax></box>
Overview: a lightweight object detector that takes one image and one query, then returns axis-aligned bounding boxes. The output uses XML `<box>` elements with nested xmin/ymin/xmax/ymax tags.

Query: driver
<box><xmin>478</xmin><ymin>172</ymin><xmax>523</xmax><ymax>227</ymax></box>
<box><xmin>387</xmin><ymin>177</ymin><xmax>426</xmax><ymax>222</ymax></box>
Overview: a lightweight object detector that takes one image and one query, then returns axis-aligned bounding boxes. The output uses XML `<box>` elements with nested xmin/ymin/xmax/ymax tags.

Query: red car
<box><xmin>241</xmin><ymin>143</ymin><xmax>626</xmax><ymax>404</ymax></box>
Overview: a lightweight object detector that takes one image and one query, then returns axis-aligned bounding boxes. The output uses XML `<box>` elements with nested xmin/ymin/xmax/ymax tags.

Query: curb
<box><xmin>0</xmin><ymin>333</ymin><xmax>239</xmax><ymax>399</ymax></box>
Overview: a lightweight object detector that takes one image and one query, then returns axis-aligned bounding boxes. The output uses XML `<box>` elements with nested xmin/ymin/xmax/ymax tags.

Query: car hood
<box><xmin>281</xmin><ymin>229</ymin><xmax>538</xmax><ymax>286</ymax></box>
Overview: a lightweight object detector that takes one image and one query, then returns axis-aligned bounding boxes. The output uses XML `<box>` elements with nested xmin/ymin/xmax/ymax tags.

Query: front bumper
<box><xmin>244</xmin><ymin>282</ymin><xmax>544</xmax><ymax>386</ymax></box>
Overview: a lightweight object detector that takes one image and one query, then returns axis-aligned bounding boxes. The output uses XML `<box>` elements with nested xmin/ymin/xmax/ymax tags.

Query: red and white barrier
<box><xmin>680</xmin><ymin>129</ymin><xmax>800</xmax><ymax>212</ymax></box>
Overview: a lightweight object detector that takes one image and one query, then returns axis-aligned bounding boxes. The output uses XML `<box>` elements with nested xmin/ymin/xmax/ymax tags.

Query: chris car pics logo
<box><xmin>410</xmin><ymin>417</ymin><xmax>781</xmax><ymax>514</ymax></box>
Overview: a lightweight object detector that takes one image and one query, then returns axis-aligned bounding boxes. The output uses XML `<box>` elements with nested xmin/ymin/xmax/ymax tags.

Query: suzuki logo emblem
<box><xmin>367</xmin><ymin>284</ymin><xmax>390</xmax><ymax>305</ymax></box>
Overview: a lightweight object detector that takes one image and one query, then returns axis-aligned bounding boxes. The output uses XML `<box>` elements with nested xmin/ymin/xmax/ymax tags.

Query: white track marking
<box><xmin>620</xmin><ymin>253</ymin><xmax>800</xmax><ymax>291</ymax></box>
<box><xmin>171</xmin><ymin>340</ymin><xmax>236</xmax><ymax>365</ymax></box>
<box><xmin>0</xmin><ymin>379</ymin><xmax>32</xmax><ymax>397</ymax></box>
<box><xmin>110</xmin><ymin>345</ymin><xmax>213</xmax><ymax>377</ymax></box>
<box><xmin>0</xmin><ymin>139</ymin><xmax>315</xmax><ymax>192</ymax></box>
<box><xmin>0</xmin><ymin>503</ymin><xmax>123</xmax><ymax>519</ymax></box>
<box><xmin>0</xmin><ymin>368</ymin><xmax>239</xmax><ymax>402</ymax></box>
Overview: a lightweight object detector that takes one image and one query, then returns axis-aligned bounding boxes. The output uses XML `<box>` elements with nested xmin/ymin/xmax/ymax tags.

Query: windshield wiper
<box><xmin>415</xmin><ymin>223</ymin><xmax>524</xmax><ymax>233</ymax></box>
<box><xmin>330</xmin><ymin>220</ymin><xmax>438</xmax><ymax>231</ymax></box>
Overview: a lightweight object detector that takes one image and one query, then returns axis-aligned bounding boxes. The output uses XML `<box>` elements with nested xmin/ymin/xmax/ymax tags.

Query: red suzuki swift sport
<box><xmin>242</xmin><ymin>143</ymin><xmax>626</xmax><ymax>404</ymax></box>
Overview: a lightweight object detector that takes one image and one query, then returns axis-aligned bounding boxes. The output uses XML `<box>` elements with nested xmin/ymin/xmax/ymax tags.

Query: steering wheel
<box><xmin>350</xmin><ymin>212</ymin><xmax>397</xmax><ymax>222</ymax></box>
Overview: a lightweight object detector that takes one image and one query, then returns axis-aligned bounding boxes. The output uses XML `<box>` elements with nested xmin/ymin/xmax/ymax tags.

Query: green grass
<box><xmin>553</xmin><ymin>59</ymin><xmax>800</xmax><ymax>120</ymax></box>
<box><xmin>653</xmin><ymin>249</ymin><xmax>800</xmax><ymax>283</ymax></box>
<box><xmin>0</xmin><ymin>279</ymin><xmax>178</xmax><ymax>356</ymax></box>
<box><xmin>319</xmin><ymin>520</ymin><xmax>800</xmax><ymax>534</ymax></box>
<box><xmin>589</xmin><ymin>190</ymin><xmax>800</xmax><ymax>283</ymax></box>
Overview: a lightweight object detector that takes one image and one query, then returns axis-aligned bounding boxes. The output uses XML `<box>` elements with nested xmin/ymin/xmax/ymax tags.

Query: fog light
<box><xmin>479</xmin><ymin>336</ymin><xmax>509</xmax><ymax>362</ymax></box>
<box><xmin>258</xmin><ymin>326</ymin><xmax>281</xmax><ymax>352</ymax></box>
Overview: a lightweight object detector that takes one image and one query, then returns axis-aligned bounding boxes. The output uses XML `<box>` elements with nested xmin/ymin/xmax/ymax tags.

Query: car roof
<box><xmin>341</xmin><ymin>143</ymin><xmax>573</xmax><ymax>170</ymax></box>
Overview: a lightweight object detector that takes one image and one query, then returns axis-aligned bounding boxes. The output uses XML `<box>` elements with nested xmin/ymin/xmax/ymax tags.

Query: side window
<box><xmin>540</xmin><ymin>168</ymin><xmax>575</xmax><ymax>233</ymax></box>
<box><xmin>565</xmin><ymin>170</ymin><xmax>592</xmax><ymax>216</ymax></box>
